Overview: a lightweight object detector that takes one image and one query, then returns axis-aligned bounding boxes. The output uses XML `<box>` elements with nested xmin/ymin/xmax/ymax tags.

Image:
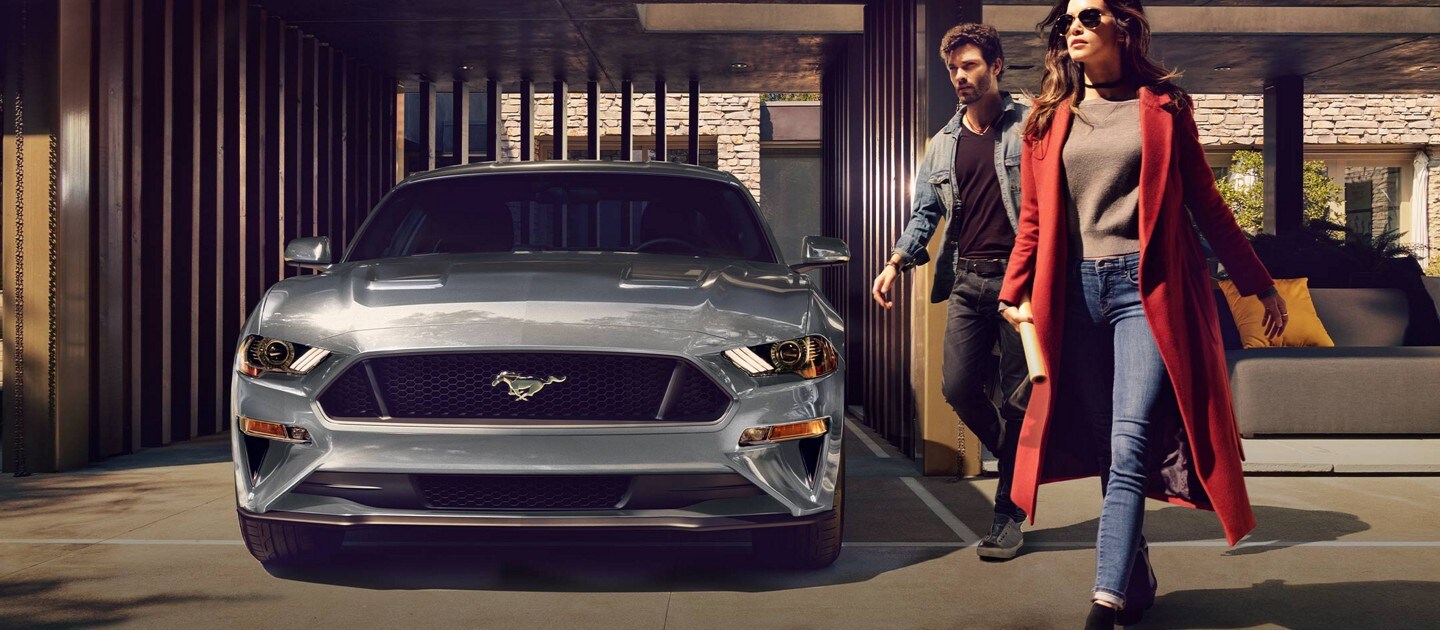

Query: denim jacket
<box><xmin>891</xmin><ymin>91</ymin><xmax>1029</xmax><ymax>304</ymax></box>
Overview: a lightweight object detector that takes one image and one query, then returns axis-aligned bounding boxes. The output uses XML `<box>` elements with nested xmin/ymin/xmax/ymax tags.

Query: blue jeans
<box><xmin>1059</xmin><ymin>252</ymin><xmax>1166</xmax><ymax>608</ymax></box>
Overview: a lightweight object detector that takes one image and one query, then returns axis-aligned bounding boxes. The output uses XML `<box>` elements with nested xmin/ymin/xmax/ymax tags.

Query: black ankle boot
<box><xmin>1116</xmin><ymin>605</ymin><xmax>1144</xmax><ymax>626</ymax></box>
<box><xmin>1084</xmin><ymin>603</ymin><xmax>1117</xmax><ymax>630</ymax></box>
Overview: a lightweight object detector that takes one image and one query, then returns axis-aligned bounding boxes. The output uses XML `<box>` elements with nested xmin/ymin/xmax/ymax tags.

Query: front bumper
<box><xmin>232</xmin><ymin>352</ymin><xmax>844</xmax><ymax>526</ymax></box>
<box><xmin>237</xmin><ymin>506</ymin><xmax>830</xmax><ymax>532</ymax></box>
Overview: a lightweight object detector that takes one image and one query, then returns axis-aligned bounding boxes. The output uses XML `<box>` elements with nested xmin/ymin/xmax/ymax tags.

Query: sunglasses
<box><xmin>1051</xmin><ymin>8</ymin><xmax>1107</xmax><ymax>38</ymax></box>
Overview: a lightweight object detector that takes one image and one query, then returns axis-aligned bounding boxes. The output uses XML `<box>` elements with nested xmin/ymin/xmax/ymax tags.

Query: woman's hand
<box><xmin>1259</xmin><ymin>291</ymin><xmax>1288</xmax><ymax>340</ymax></box>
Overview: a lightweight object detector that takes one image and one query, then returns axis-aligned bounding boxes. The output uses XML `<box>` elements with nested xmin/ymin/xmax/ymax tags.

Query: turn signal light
<box><xmin>239</xmin><ymin>417</ymin><xmax>312</xmax><ymax>444</ymax></box>
<box><xmin>739</xmin><ymin>417</ymin><xmax>829</xmax><ymax>446</ymax></box>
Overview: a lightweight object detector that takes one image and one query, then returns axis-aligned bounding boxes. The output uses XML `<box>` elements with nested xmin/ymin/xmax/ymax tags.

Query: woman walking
<box><xmin>996</xmin><ymin>1</ymin><xmax>1289</xmax><ymax>627</ymax></box>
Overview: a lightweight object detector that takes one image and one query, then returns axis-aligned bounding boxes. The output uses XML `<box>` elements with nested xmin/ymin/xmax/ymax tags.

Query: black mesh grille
<box><xmin>417</xmin><ymin>474</ymin><xmax>630</xmax><ymax>511</ymax></box>
<box><xmin>666</xmin><ymin>362</ymin><xmax>733</xmax><ymax>421</ymax></box>
<box><xmin>316</xmin><ymin>363</ymin><xmax>382</xmax><ymax>418</ymax></box>
<box><xmin>317</xmin><ymin>352</ymin><xmax>730</xmax><ymax>422</ymax></box>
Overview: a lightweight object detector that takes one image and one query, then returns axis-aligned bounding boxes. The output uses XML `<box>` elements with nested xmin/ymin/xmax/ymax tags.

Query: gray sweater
<box><xmin>1062</xmin><ymin>98</ymin><xmax>1142</xmax><ymax>259</ymax></box>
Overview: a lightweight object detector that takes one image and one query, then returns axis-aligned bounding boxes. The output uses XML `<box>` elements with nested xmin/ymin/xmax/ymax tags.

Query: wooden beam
<box><xmin>486</xmin><ymin>79</ymin><xmax>500</xmax><ymax>162</ymax></box>
<box><xmin>620</xmin><ymin>80</ymin><xmax>633</xmax><ymax>160</ymax></box>
<box><xmin>282</xmin><ymin>27</ymin><xmax>301</xmax><ymax>275</ymax></box>
<box><xmin>95</xmin><ymin>0</ymin><xmax>130</xmax><ymax>458</ymax></box>
<box><xmin>587</xmin><ymin>81</ymin><xmax>600</xmax><ymax>159</ymax></box>
<box><xmin>300</xmin><ymin>35</ymin><xmax>317</xmax><ymax>245</ymax></box>
<box><xmin>451</xmin><ymin>79</ymin><xmax>469</xmax><ymax>166</ymax></box>
<box><xmin>1264</xmin><ymin>75</ymin><xmax>1305</xmax><ymax>236</ymax></box>
<box><xmin>55</xmin><ymin>0</ymin><xmax>95</xmax><ymax>467</ymax></box>
<box><xmin>418</xmin><ymin>79</ymin><xmax>436</xmax><ymax>171</ymax></box>
<box><xmin>220</xmin><ymin>0</ymin><xmax>246</xmax><ymax>433</ymax></box>
<box><xmin>244</xmin><ymin>5</ymin><xmax>267</xmax><ymax>322</ymax></box>
<box><xmin>553</xmin><ymin>79</ymin><xmax>567</xmax><ymax>160</ymax></box>
<box><xmin>519</xmin><ymin>80</ymin><xmax>534</xmax><ymax>161</ymax></box>
<box><xmin>654</xmin><ymin>80</ymin><xmax>666</xmax><ymax>162</ymax></box>
<box><xmin>316</xmin><ymin>45</ymin><xmax>333</xmax><ymax>246</ymax></box>
<box><xmin>688</xmin><ymin>79</ymin><xmax>700</xmax><ymax>165</ymax></box>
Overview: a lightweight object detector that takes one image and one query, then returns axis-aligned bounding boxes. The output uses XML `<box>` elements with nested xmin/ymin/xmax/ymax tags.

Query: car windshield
<box><xmin>345</xmin><ymin>172</ymin><xmax>777</xmax><ymax>264</ymax></box>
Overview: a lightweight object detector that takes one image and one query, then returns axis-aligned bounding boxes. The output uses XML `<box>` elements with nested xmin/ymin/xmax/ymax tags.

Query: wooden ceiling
<box><xmin>253</xmin><ymin>1</ymin><xmax>1440</xmax><ymax>94</ymax></box>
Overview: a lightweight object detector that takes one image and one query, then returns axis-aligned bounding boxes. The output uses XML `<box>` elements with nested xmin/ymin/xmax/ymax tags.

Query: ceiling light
<box><xmin>1420</xmin><ymin>66</ymin><xmax>1438</xmax><ymax>72</ymax></box>
<box><xmin>731</xmin><ymin>62</ymin><xmax>750</xmax><ymax>70</ymax></box>
<box><xmin>460</xmin><ymin>65</ymin><xmax>472</xmax><ymax>71</ymax></box>
<box><xmin>1213</xmin><ymin>66</ymin><xmax>1232</xmax><ymax>71</ymax></box>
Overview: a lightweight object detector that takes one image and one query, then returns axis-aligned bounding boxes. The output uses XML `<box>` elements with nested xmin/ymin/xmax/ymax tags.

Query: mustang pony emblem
<box><xmin>491</xmin><ymin>371</ymin><xmax>566</xmax><ymax>401</ymax></box>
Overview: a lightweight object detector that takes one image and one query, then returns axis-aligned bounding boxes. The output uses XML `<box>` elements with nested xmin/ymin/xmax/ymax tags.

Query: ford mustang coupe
<box><xmin>232</xmin><ymin>161</ymin><xmax>849</xmax><ymax>569</ymax></box>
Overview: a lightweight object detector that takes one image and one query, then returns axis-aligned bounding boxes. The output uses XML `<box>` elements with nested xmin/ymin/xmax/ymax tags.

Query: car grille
<box><xmin>316</xmin><ymin>352</ymin><xmax>731</xmax><ymax>423</ymax></box>
<box><xmin>417</xmin><ymin>474</ymin><xmax>630</xmax><ymax>511</ymax></box>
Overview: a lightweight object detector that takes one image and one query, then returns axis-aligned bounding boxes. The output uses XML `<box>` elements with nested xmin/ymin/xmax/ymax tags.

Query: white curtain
<box><xmin>1414</xmin><ymin>149</ymin><xmax>1432</xmax><ymax>267</ymax></box>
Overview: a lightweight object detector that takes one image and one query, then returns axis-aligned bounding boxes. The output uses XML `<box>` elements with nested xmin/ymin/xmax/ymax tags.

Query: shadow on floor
<box><xmin>0</xmin><ymin>576</ymin><xmax>260</xmax><ymax>629</ymax></box>
<box><xmin>1140</xmin><ymin>579</ymin><xmax>1440</xmax><ymax>629</ymax></box>
<box><xmin>265</xmin><ymin>527</ymin><xmax>951</xmax><ymax>593</ymax></box>
<box><xmin>1025</xmin><ymin>504</ymin><xmax>1371</xmax><ymax>556</ymax></box>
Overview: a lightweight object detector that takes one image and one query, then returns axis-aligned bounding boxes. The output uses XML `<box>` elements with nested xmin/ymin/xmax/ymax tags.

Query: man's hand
<box><xmin>871</xmin><ymin>258</ymin><xmax>902</xmax><ymax>309</ymax></box>
<box><xmin>1000</xmin><ymin>296</ymin><xmax>1032</xmax><ymax>332</ymax></box>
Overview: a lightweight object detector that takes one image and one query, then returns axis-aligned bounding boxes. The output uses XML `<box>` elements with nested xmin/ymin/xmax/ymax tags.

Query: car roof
<box><xmin>399</xmin><ymin>159</ymin><xmax>745</xmax><ymax>189</ymax></box>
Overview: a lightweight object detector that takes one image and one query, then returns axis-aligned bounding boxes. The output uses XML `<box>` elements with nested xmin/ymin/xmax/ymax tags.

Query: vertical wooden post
<box><xmin>519</xmin><ymin>80</ymin><xmax>534</xmax><ymax>161</ymax></box>
<box><xmin>1263</xmin><ymin>75</ymin><xmax>1305</xmax><ymax>237</ymax></box>
<box><xmin>451</xmin><ymin>79</ymin><xmax>469</xmax><ymax>165</ymax></box>
<box><xmin>688</xmin><ymin>79</ymin><xmax>700</xmax><ymax>165</ymax></box>
<box><xmin>620</xmin><ymin>80</ymin><xmax>633</xmax><ymax>161</ymax></box>
<box><xmin>654</xmin><ymin>80</ymin><xmax>666</xmax><ymax>162</ymax></box>
<box><xmin>587</xmin><ymin>81</ymin><xmax>600</xmax><ymax>159</ymax></box>
<box><xmin>418</xmin><ymin>79</ymin><xmax>436</xmax><ymax>171</ymax></box>
<box><xmin>485</xmin><ymin>79</ymin><xmax>500</xmax><ymax>162</ymax></box>
<box><xmin>553</xmin><ymin>80</ymin><xmax>568</xmax><ymax>160</ymax></box>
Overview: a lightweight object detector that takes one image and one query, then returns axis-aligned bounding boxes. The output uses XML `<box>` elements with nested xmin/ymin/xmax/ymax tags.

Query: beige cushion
<box><xmin>1309</xmin><ymin>288</ymin><xmax>1410</xmax><ymax>347</ymax></box>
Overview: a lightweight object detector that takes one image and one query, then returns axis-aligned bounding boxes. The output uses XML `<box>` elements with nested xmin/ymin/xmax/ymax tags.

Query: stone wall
<box><xmin>1191</xmin><ymin>94</ymin><xmax>1440</xmax><ymax>145</ymax></box>
<box><xmin>1192</xmin><ymin>93</ymin><xmax>1440</xmax><ymax>263</ymax></box>
<box><xmin>498</xmin><ymin>93</ymin><xmax>762</xmax><ymax>201</ymax></box>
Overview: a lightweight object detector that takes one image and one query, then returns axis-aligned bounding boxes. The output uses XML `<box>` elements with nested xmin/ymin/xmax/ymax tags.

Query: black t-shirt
<box><xmin>947</xmin><ymin>121</ymin><xmax>1015</xmax><ymax>259</ymax></box>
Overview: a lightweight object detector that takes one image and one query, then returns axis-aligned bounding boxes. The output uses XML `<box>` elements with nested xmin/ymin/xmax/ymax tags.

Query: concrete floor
<box><xmin>1</xmin><ymin>420</ymin><xmax>1437</xmax><ymax>630</ymax></box>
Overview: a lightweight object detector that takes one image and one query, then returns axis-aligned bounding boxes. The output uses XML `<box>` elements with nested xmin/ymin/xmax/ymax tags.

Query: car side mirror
<box><xmin>791</xmin><ymin>235</ymin><xmax>850</xmax><ymax>273</ymax></box>
<box><xmin>284</xmin><ymin>236</ymin><xmax>332</xmax><ymax>270</ymax></box>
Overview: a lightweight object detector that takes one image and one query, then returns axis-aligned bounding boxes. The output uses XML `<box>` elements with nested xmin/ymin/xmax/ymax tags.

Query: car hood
<box><xmin>254</xmin><ymin>253</ymin><xmax>824</xmax><ymax>353</ymax></box>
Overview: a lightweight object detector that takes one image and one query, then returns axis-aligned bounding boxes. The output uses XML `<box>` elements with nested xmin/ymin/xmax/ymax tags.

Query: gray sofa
<box><xmin>1220</xmin><ymin>287</ymin><xmax>1440</xmax><ymax>436</ymax></box>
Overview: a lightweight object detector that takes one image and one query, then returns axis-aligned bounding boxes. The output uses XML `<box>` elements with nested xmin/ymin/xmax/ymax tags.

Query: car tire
<box><xmin>238</xmin><ymin>512</ymin><xmax>344</xmax><ymax>566</ymax></box>
<box><xmin>752</xmin><ymin>455</ymin><xmax>844</xmax><ymax>570</ymax></box>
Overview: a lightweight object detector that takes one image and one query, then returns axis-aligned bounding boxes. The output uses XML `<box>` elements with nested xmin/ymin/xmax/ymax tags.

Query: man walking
<box><xmin>870</xmin><ymin>23</ymin><xmax>1031</xmax><ymax>560</ymax></box>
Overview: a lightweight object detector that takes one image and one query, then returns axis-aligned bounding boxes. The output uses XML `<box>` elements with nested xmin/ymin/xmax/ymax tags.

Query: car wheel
<box><xmin>238</xmin><ymin>512</ymin><xmax>344</xmax><ymax>566</ymax></box>
<box><xmin>752</xmin><ymin>455</ymin><xmax>844</xmax><ymax>570</ymax></box>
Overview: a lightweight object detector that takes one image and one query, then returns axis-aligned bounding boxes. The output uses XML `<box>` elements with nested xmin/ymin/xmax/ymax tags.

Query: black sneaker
<box><xmin>976</xmin><ymin>514</ymin><xmax>1023</xmax><ymax>560</ymax></box>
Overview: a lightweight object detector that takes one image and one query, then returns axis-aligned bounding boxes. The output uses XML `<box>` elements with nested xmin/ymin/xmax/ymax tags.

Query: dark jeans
<box><xmin>940</xmin><ymin>265</ymin><xmax>1032</xmax><ymax>522</ymax></box>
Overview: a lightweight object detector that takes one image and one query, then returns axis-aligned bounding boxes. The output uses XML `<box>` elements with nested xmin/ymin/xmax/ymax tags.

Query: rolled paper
<box><xmin>1017</xmin><ymin>300</ymin><xmax>1047</xmax><ymax>384</ymax></box>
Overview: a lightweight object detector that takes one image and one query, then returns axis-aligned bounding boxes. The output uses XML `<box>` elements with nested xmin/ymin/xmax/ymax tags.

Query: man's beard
<box><xmin>955</xmin><ymin>81</ymin><xmax>987</xmax><ymax>105</ymax></box>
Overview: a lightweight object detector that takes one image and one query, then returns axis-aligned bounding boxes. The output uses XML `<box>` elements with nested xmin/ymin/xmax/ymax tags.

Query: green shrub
<box><xmin>1213</xmin><ymin>150</ymin><xmax>1342</xmax><ymax>234</ymax></box>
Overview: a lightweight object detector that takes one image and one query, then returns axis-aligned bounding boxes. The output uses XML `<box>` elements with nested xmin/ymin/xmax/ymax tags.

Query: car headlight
<box><xmin>237</xmin><ymin>335</ymin><xmax>332</xmax><ymax>377</ymax></box>
<box><xmin>723</xmin><ymin>335</ymin><xmax>838</xmax><ymax>378</ymax></box>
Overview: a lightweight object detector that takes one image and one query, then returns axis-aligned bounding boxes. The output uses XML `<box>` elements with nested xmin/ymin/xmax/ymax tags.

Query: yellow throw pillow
<box><xmin>1218</xmin><ymin>278</ymin><xmax>1335</xmax><ymax>349</ymax></box>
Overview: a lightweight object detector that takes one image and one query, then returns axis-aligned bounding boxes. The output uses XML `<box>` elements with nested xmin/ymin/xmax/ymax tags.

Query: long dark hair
<box><xmin>1021</xmin><ymin>0</ymin><xmax>1190</xmax><ymax>143</ymax></box>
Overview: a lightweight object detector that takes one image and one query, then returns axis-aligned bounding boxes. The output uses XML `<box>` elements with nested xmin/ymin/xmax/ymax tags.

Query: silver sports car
<box><xmin>232</xmin><ymin>161</ymin><xmax>849</xmax><ymax>569</ymax></box>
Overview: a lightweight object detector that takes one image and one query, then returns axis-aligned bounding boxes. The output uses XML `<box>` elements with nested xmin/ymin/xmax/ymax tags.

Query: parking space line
<box><xmin>2</xmin><ymin>538</ymin><xmax>1438</xmax><ymax>548</ymax></box>
<box><xmin>900</xmin><ymin>477</ymin><xmax>981</xmax><ymax>544</ymax></box>
<box><xmin>844</xmin><ymin>418</ymin><xmax>890</xmax><ymax>459</ymax></box>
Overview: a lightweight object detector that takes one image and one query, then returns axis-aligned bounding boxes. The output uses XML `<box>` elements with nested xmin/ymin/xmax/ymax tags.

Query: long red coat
<box><xmin>997</xmin><ymin>86</ymin><xmax>1275</xmax><ymax>545</ymax></box>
